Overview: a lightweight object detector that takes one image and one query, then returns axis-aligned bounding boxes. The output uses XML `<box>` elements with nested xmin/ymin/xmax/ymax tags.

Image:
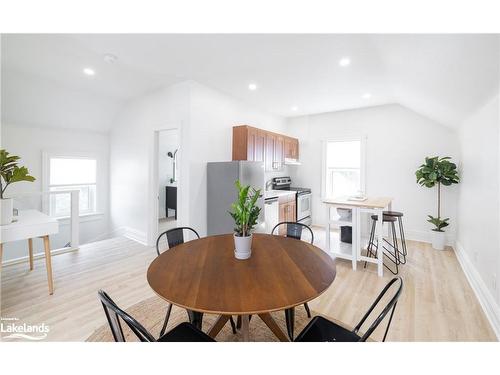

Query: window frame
<box><xmin>42</xmin><ymin>151</ymin><xmax>100</xmax><ymax>218</ymax></box>
<box><xmin>321</xmin><ymin>136</ymin><xmax>367</xmax><ymax>200</ymax></box>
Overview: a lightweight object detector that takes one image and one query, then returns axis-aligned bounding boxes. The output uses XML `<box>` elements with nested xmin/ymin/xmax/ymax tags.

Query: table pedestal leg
<box><xmin>28</xmin><ymin>238</ymin><xmax>34</xmax><ymax>271</ymax></box>
<box><xmin>187</xmin><ymin>310</ymin><xmax>204</xmax><ymax>330</ymax></box>
<box><xmin>240</xmin><ymin>314</ymin><xmax>250</xmax><ymax>341</ymax></box>
<box><xmin>42</xmin><ymin>235</ymin><xmax>54</xmax><ymax>294</ymax></box>
<box><xmin>208</xmin><ymin>315</ymin><xmax>230</xmax><ymax>339</ymax></box>
<box><xmin>258</xmin><ymin>313</ymin><xmax>290</xmax><ymax>342</ymax></box>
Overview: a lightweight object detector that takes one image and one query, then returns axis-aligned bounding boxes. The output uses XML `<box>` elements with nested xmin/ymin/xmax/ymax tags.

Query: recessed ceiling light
<box><xmin>83</xmin><ymin>68</ymin><xmax>95</xmax><ymax>76</ymax></box>
<box><xmin>339</xmin><ymin>57</ymin><xmax>351</xmax><ymax>67</ymax></box>
<box><xmin>291</xmin><ymin>106</ymin><xmax>298</xmax><ymax>111</ymax></box>
<box><xmin>103</xmin><ymin>54</ymin><xmax>118</xmax><ymax>64</ymax></box>
<box><xmin>362</xmin><ymin>92</ymin><xmax>372</xmax><ymax>99</ymax></box>
<box><xmin>248</xmin><ymin>83</ymin><xmax>257</xmax><ymax>91</ymax></box>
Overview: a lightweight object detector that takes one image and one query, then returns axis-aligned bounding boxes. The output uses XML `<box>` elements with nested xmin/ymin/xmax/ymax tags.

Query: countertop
<box><xmin>264</xmin><ymin>190</ymin><xmax>296</xmax><ymax>200</ymax></box>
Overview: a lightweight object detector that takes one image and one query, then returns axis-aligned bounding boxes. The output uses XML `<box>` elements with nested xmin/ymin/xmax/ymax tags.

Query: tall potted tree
<box><xmin>0</xmin><ymin>149</ymin><xmax>36</xmax><ymax>225</ymax></box>
<box><xmin>229</xmin><ymin>180</ymin><xmax>261</xmax><ymax>260</ymax></box>
<box><xmin>416</xmin><ymin>156</ymin><xmax>459</xmax><ymax>250</ymax></box>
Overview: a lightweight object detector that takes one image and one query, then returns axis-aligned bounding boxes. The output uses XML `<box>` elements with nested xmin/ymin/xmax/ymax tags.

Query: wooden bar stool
<box><xmin>365</xmin><ymin>214</ymin><xmax>401</xmax><ymax>275</ymax></box>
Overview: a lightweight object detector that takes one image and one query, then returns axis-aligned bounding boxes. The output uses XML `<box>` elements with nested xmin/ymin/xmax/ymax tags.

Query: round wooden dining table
<box><xmin>147</xmin><ymin>233</ymin><xmax>336</xmax><ymax>341</ymax></box>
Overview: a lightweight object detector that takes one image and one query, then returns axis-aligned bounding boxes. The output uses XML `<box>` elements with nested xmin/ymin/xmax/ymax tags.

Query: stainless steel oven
<box><xmin>272</xmin><ymin>177</ymin><xmax>312</xmax><ymax>225</ymax></box>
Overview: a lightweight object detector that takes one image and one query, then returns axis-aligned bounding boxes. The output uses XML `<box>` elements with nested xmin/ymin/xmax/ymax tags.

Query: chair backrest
<box><xmin>155</xmin><ymin>226</ymin><xmax>200</xmax><ymax>256</ymax></box>
<box><xmin>271</xmin><ymin>221</ymin><xmax>314</xmax><ymax>244</ymax></box>
<box><xmin>353</xmin><ymin>277</ymin><xmax>403</xmax><ymax>342</ymax></box>
<box><xmin>98</xmin><ymin>290</ymin><xmax>156</xmax><ymax>342</ymax></box>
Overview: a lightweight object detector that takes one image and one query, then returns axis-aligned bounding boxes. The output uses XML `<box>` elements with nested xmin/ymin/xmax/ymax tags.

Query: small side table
<box><xmin>1</xmin><ymin>209</ymin><xmax>59</xmax><ymax>295</ymax></box>
<box><xmin>165</xmin><ymin>186</ymin><xmax>177</xmax><ymax>220</ymax></box>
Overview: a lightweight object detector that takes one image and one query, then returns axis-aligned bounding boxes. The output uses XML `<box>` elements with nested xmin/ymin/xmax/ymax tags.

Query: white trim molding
<box><xmin>455</xmin><ymin>241</ymin><xmax>500</xmax><ymax>340</ymax></box>
<box><xmin>119</xmin><ymin>227</ymin><xmax>148</xmax><ymax>246</ymax></box>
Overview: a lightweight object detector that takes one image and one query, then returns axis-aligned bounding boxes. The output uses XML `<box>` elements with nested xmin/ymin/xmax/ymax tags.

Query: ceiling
<box><xmin>1</xmin><ymin>34</ymin><xmax>499</xmax><ymax>129</ymax></box>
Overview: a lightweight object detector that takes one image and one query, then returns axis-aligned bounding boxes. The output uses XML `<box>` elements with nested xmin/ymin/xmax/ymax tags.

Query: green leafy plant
<box><xmin>229</xmin><ymin>180</ymin><xmax>261</xmax><ymax>237</ymax></box>
<box><xmin>416</xmin><ymin>156</ymin><xmax>459</xmax><ymax>232</ymax></box>
<box><xmin>0</xmin><ymin>149</ymin><xmax>36</xmax><ymax>199</ymax></box>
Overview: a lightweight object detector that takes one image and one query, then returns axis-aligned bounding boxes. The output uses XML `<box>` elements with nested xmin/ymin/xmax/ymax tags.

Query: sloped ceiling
<box><xmin>1</xmin><ymin>34</ymin><xmax>499</xmax><ymax>131</ymax></box>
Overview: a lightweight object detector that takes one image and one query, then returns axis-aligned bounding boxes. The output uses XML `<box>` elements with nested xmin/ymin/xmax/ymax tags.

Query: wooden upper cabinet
<box><xmin>232</xmin><ymin>125</ymin><xmax>298</xmax><ymax>171</ymax></box>
<box><xmin>284</xmin><ymin>137</ymin><xmax>299</xmax><ymax>160</ymax></box>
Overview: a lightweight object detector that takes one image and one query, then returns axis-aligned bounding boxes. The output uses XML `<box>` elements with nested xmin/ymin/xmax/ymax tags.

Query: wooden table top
<box><xmin>147</xmin><ymin>233</ymin><xmax>336</xmax><ymax>315</ymax></box>
<box><xmin>323</xmin><ymin>196</ymin><xmax>393</xmax><ymax>209</ymax></box>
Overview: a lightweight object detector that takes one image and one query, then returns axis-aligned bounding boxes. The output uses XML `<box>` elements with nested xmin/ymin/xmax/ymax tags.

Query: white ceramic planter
<box><xmin>1</xmin><ymin>198</ymin><xmax>14</xmax><ymax>225</ymax></box>
<box><xmin>431</xmin><ymin>230</ymin><xmax>446</xmax><ymax>250</ymax></box>
<box><xmin>234</xmin><ymin>233</ymin><xmax>252</xmax><ymax>260</ymax></box>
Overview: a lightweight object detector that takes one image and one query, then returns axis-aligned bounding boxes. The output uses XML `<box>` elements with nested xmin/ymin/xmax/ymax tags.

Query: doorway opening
<box><xmin>157</xmin><ymin>129</ymin><xmax>180</xmax><ymax>235</ymax></box>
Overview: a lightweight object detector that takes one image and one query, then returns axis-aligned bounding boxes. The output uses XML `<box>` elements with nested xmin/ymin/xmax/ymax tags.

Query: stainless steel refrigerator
<box><xmin>207</xmin><ymin>161</ymin><xmax>265</xmax><ymax>236</ymax></box>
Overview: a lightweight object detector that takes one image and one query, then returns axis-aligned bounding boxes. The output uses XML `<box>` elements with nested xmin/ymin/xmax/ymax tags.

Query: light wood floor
<box><xmin>1</xmin><ymin>230</ymin><xmax>496</xmax><ymax>341</ymax></box>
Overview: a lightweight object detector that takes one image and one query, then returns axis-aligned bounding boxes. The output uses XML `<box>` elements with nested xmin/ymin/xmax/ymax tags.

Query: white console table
<box><xmin>323</xmin><ymin>196</ymin><xmax>393</xmax><ymax>277</ymax></box>
<box><xmin>0</xmin><ymin>209</ymin><xmax>59</xmax><ymax>294</ymax></box>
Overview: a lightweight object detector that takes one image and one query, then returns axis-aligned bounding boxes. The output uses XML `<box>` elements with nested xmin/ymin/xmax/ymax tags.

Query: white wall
<box><xmin>0</xmin><ymin>124</ymin><xmax>110</xmax><ymax>262</ymax></box>
<box><xmin>456</xmin><ymin>94</ymin><xmax>500</xmax><ymax>337</ymax></box>
<box><xmin>158</xmin><ymin>129</ymin><xmax>179</xmax><ymax>218</ymax></box>
<box><xmin>109</xmin><ymin>80</ymin><xmax>287</xmax><ymax>243</ymax></box>
<box><xmin>286</xmin><ymin>104</ymin><xmax>460</xmax><ymax>243</ymax></box>
<box><xmin>109</xmin><ymin>82</ymin><xmax>190</xmax><ymax>245</ymax></box>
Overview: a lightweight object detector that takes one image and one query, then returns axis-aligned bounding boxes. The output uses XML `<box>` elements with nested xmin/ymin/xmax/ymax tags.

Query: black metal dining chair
<box><xmin>271</xmin><ymin>221</ymin><xmax>315</xmax><ymax>340</ymax></box>
<box><xmin>294</xmin><ymin>277</ymin><xmax>403</xmax><ymax>342</ymax></box>
<box><xmin>98</xmin><ymin>290</ymin><xmax>214</xmax><ymax>342</ymax></box>
<box><xmin>156</xmin><ymin>226</ymin><xmax>236</xmax><ymax>336</ymax></box>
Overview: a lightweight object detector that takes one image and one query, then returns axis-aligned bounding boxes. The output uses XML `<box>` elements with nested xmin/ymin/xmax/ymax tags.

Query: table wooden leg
<box><xmin>28</xmin><ymin>238</ymin><xmax>34</xmax><ymax>271</ymax></box>
<box><xmin>42</xmin><ymin>235</ymin><xmax>54</xmax><ymax>295</ymax></box>
<box><xmin>241</xmin><ymin>314</ymin><xmax>250</xmax><ymax>341</ymax></box>
<box><xmin>207</xmin><ymin>315</ymin><xmax>230</xmax><ymax>339</ymax></box>
<box><xmin>258</xmin><ymin>313</ymin><xmax>290</xmax><ymax>342</ymax></box>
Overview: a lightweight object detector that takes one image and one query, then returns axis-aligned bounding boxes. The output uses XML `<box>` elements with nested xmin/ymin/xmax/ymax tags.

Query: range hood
<box><xmin>284</xmin><ymin>157</ymin><xmax>301</xmax><ymax>166</ymax></box>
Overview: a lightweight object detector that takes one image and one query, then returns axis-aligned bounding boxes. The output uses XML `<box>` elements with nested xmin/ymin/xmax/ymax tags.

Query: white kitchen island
<box><xmin>323</xmin><ymin>196</ymin><xmax>393</xmax><ymax>276</ymax></box>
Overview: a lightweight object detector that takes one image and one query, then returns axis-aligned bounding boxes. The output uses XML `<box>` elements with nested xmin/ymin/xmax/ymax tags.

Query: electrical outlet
<box><xmin>493</xmin><ymin>274</ymin><xmax>497</xmax><ymax>291</ymax></box>
<box><xmin>473</xmin><ymin>250</ymin><xmax>478</xmax><ymax>263</ymax></box>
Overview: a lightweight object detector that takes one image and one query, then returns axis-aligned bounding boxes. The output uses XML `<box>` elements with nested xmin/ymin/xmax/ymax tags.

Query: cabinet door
<box><xmin>265</xmin><ymin>132</ymin><xmax>276</xmax><ymax>171</ymax></box>
<box><xmin>288</xmin><ymin>200</ymin><xmax>296</xmax><ymax>222</ymax></box>
<box><xmin>292</xmin><ymin>138</ymin><xmax>299</xmax><ymax>159</ymax></box>
<box><xmin>255</xmin><ymin>130</ymin><xmax>265</xmax><ymax>162</ymax></box>
<box><xmin>279</xmin><ymin>203</ymin><xmax>287</xmax><ymax>235</ymax></box>
<box><xmin>246</xmin><ymin>127</ymin><xmax>256</xmax><ymax>161</ymax></box>
<box><xmin>284</xmin><ymin>137</ymin><xmax>293</xmax><ymax>159</ymax></box>
<box><xmin>275</xmin><ymin>135</ymin><xmax>285</xmax><ymax>171</ymax></box>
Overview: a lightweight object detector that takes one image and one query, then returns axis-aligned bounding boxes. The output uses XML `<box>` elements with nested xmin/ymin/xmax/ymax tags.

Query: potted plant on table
<box><xmin>0</xmin><ymin>149</ymin><xmax>36</xmax><ymax>225</ymax></box>
<box><xmin>415</xmin><ymin>156</ymin><xmax>459</xmax><ymax>250</ymax></box>
<box><xmin>229</xmin><ymin>180</ymin><xmax>261</xmax><ymax>260</ymax></box>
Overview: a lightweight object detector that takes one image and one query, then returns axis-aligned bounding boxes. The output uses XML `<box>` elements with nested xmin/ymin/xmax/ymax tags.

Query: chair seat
<box><xmin>371</xmin><ymin>214</ymin><xmax>397</xmax><ymax>222</ymax></box>
<box><xmin>158</xmin><ymin>322</ymin><xmax>215</xmax><ymax>342</ymax></box>
<box><xmin>294</xmin><ymin>316</ymin><xmax>361</xmax><ymax>342</ymax></box>
<box><xmin>383</xmin><ymin>211</ymin><xmax>404</xmax><ymax>217</ymax></box>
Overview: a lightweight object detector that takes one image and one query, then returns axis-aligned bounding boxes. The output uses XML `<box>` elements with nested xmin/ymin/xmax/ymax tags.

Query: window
<box><xmin>47</xmin><ymin>157</ymin><xmax>97</xmax><ymax>217</ymax></box>
<box><xmin>323</xmin><ymin>139</ymin><xmax>364</xmax><ymax>199</ymax></box>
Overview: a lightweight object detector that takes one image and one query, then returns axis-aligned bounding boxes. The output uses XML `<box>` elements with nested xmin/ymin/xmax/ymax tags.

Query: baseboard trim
<box><xmin>454</xmin><ymin>241</ymin><xmax>500</xmax><ymax>340</ymax></box>
<box><xmin>120</xmin><ymin>226</ymin><xmax>148</xmax><ymax>246</ymax></box>
<box><xmin>1</xmin><ymin>246</ymin><xmax>78</xmax><ymax>267</ymax></box>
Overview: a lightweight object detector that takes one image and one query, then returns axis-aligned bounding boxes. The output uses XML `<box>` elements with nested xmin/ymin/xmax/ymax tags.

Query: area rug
<box><xmin>87</xmin><ymin>296</ymin><xmax>315</xmax><ymax>342</ymax></box>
